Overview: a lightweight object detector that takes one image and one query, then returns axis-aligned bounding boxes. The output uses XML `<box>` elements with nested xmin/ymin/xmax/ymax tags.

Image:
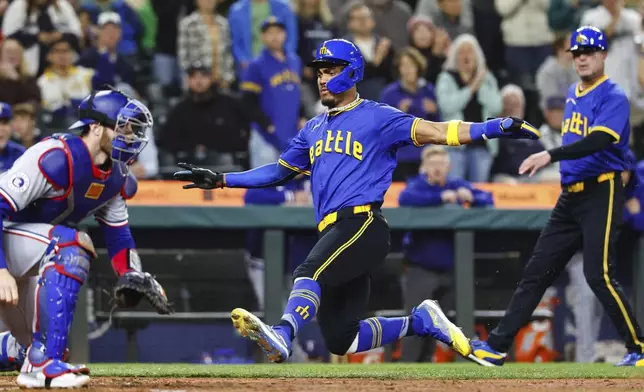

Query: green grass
<box><xmin>86</xmin><ymin>363</ymin><xmax>644</xmax><ymax>380</ymax></box>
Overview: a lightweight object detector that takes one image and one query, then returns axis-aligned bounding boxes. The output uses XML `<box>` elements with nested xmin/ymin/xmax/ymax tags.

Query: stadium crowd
<box><xmin>0</xmin><ymin>0</ymin><xmax>641</xmax><ymax>183</ymax></box>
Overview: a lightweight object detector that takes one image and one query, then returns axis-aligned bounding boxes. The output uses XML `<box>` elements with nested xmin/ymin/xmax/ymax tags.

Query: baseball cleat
<box><xmin>411</xmin><ymin>300</ymin><xmax>472</xmax><ymax>357</ymax></box>
<box><xmin>616</xmin><ymin>352</ymin><xmax>644</xmax><ymax>367</ymax></box>
<box><xmin>469</xmin><ymin>340</ymin><xmax>506</xmax><ymax>367</ymax></box>
<box><xmin>231</xmin><ymin>308</ymin><xmax>291</xmax><ymax>363</ymax></box>
<box><xmin>17</xmin><ymin>342</ymin><xmax>90</xmax><ymax>388</ymax></box>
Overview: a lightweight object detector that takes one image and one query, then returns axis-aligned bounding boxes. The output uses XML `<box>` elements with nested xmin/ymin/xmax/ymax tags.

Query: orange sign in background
<box><xmin>130</xmin><ymin>181</ymin><xmax>561</xmax><ymax>209</ymax></box>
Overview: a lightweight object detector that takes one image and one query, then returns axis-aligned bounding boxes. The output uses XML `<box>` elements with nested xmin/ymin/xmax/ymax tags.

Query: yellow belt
<box><xmin>317</xmin><ymin>205</ymin><xmax>372</xmax><ymax>232</ymax></box>
<box><xmin>566</xmin><ymin>172</ymin><xmax>615</xmax><ymax>193</ymax></box>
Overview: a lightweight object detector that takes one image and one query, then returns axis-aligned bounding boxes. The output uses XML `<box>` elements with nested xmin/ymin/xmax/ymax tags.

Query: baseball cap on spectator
<box><xmin>545</xmin><ymin>97</ymin><xmax>566</xmax><ymax>110</ymax></box>
<box><xmin>261</xmin><ymin>16</ymin><xmax>286</xmax><ymax>32</ymax></box>
<box><xmin>98</xmin><ymin>11</ymin><xmax>122</xmax><ymax>27</ymax></box>
<box><xmin>407</xmin><ymin>15</ymin><xmax>434</xmax><ymax>35</ymax></box>
<box><xmin>0</xmin><ymin>103</ymin><xmax>12</xmax><ymax>122</ymax></box>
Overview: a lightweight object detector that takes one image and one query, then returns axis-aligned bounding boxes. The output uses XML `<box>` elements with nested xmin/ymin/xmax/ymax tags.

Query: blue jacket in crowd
<box><xmin>77</xmin><ymin>48</ymin><xmax>136</xmax><ymax>90</ymax></box>
<box><xmin>228</xmin><ymin>0</ymin><xmax>297</xmax><ymax>71</ymax></box>
<box><xmin>244</xmin><ymin>178</ymin><xmax>317</xmax><ymax>274</ymax></box>
<box><xmin>399</xmin><ymin>174</ymin><xmax>494</xmax><ymax>271</ymax></box>
<box><xmin>0</xmin><ymin>141</ymin><xmax>26</xmax><ymax>174</ymax></box>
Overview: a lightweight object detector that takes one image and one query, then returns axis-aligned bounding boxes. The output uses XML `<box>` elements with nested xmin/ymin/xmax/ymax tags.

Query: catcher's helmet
<box><xmin>569</xmin><ymin>26</ymin><xmax>607</xmax><ymax>53</ymax></box>
<box><xmin>69</xmin><ymin>89</ymin><xmax>152</xmax><ymax>173</ymax></box>
<box><xmin>308</xmin><ymin>39</ymin><xmax>364</xmax><ymax>94</ymax></box>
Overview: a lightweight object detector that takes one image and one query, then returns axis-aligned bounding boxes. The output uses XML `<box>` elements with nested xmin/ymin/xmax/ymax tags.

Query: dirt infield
<box><xmin>0</xmin><ymin>377</ymin><xmax>642</xmax><ymax>391</ymax></box>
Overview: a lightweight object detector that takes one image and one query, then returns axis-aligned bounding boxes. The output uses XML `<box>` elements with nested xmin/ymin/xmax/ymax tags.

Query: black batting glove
<box><xmin>173</xmin><ymin>162</ymin><xmax>225</xmax><ymax>189</ymax></box>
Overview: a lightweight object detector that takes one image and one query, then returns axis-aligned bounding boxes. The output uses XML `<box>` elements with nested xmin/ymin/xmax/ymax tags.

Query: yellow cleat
<box><xmin>231</xmin><ymin>308</ymin><xmax>291</xmax><ymax>363</ymax></box>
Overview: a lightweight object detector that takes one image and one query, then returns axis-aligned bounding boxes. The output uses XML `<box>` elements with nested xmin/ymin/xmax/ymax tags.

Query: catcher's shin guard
<box><xmin>34</xmin><ymin>226</ymin><xmax>94</xmax><ymax>360</ymax></box>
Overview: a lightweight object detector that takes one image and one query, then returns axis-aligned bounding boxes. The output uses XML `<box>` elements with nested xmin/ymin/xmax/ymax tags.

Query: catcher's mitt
<box><xmin>113</xmin><ymin>271</ymin><xmax>173</xmax><ymax>314</ymax></box>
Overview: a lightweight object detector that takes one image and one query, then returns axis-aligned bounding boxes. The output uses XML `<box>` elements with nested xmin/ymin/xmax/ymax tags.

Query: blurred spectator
<box><xmin>380</xmin><ymin>46</ymin><xmax>440</xmax><ymax>176</ymax></box>
<box><xmin>0</xmin><ymin>39</ymin><xmax>41</xmax><ymax>106</ymax></box>
<box><xmin>495</xmin><ymin>0</ymin><xmax>553</xmax><ymax>87</ymax></box>
<box><xmin>80</xmin><ymin>0</ymin><xmax>143</xmax><ymax>57</ymax></box>
<box><xmin>11</xmin><ymin>103</ymin><xmax>43</xmax><ymax>148</ymax></box>
<box><xmin>293</xmin><ymin>0</ymin><xmax>335</xmax><ymax>117</ymax></box>
<box><xmin>77</xmin><ymin>12</ymin><xmax>136</xmax><ymax>90</ymax></box>
<box><xmin>241</xmin><ymin>17</ymin><xmax>302</xmax><ymax>168</ymax></box>
<box><xmin>0</xmin><ymin>0</ymin><xmax>9</xmax><ymax>36</ymax></box>
<box><xmin>491</xmin><ymin>84</ymin><xmax>545</xmax><ymax>184</ymax></box>
<box><xmin>326</xmin><ymin>0</ymin><xmax>345</xmax><ymax>17</ymax></box>
<box><xmin>582</xmin><ymin>0</ymin><xmax>641</xmax><ymax>102</ymax></box>
<box><xmin>537</xmin><ymin>97</ymin><xmax>565</xmax><ymax>183</ymax></box>
<box><xmin>415</xmin><ymin>0</ymin><xmax>474</xmax><ymax>39</ymax></box>
<box><xmin>0</xmin><ymin>103</ymin><xmax>27</xmax><ymax>174</ymax></box>
<box><xmin>344</xmin><ymin>3</ymin><xmax>393</xmax><ymax>101</ymax></box>
<box><xmin>178</xmin><ymin>0</ymin><xmax>234</xmax><ymax>89</ymax></box>
<box><xmin>77</xmin><ymin>7</ymin><xmax>96</xmax><ymax>50</ymax></box>
<box><xmin>548</xmin><ymin>0</ymin><xmax>600</xmax><ymax>33</ymax></box>
<box><xmin>160</xmin><ymin>63</ymin><xmax>249</xmax><ymax>166</ymax></box>
<box><xmin>436</xmin><ymin>34</ymin><xmax>501</xmax><ymax>182</ymax></box>
<box><xmin>472</xmin><ymin>0</ymin><xmax>504</xmax><ymax>76</ymax></box>
<box><xmin>228</xmin><ymin>0</ymin><xmax>298</xmax><ymax>74</ymax></box>
<box><xmin>536</xmin><ymin>33</ymin><xmax>577</xmax><ymax>112</ymax></box>
<box><xmin>129</xmin><ymin>0</ymin><xmax>157</xmax><ymax>54</ymax></box>
<box><xmin>151</xmin><ymin>0</ymin><xmax>192</xmax><ymax>98</ymax></box>
<box><xmin>398</xmin><ymin>145</ymin><xmax>493</xmax><ymax>362</ymax></box>
<box><xmin>408</xmin><ymin>15</ymin><xmax>449</xmax><ymax>84</ymax></box>
<box><xmin>364</xmin><ymin>0</ymin><xmax>412</xmax><ymax>49</ymax></box>
<box><xmin>130</xmin><ymin>127</ymin><xmax>159</xmax><ymax>179</ymax></box>
<box><xmin>37</xmin><ymin>37</ymin><xmax>93</xmax><ymax>128</ymax></box>
<box><xmin>3</xmin><ymin>0</ymin><xmax>82</xmax><ymax>76</ymax></box>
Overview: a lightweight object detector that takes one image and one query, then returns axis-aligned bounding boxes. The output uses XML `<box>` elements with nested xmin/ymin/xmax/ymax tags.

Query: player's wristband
<box><xmin>446</xmin><ymin>120</ymin><xmax>462</xmax><ymax>146</ymax></box>
<box><xmin>469</xmin><ymin>118</ymin><xmax>502</xmax><ymax>141</ymax></box>
<box><xmin>112</xmin><ymin>248</ymin><xmax>143</xmax><ymax>277</ymax></box>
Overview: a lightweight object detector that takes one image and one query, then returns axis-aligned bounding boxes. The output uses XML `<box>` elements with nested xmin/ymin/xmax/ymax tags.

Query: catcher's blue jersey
<box><xmin>560</xmin><ymin>75</ymin><xmax>630</xmax><ymax>184</ymax></box>
<box><xmin>279</xmin><ymin>98</ymin><xmax>420</xmax><ymax>222</ymax></box>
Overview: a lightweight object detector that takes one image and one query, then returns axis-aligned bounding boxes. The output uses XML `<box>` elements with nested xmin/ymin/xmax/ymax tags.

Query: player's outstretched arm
<box><xmin>174</xmin><ymin>162</ymin><xmax>299</xmax><ymax>190</ymax></box>
<box><xmin>414</xmin><ymin>117</ymin><xmax>540</xmax><ymax>147</ymax></box>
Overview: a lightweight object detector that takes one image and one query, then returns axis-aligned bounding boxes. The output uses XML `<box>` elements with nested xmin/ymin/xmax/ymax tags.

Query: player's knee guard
<box><xmin>34</xmin><ymin>226</ymin><xmax>95</xmax><ymax>360</ymax></box>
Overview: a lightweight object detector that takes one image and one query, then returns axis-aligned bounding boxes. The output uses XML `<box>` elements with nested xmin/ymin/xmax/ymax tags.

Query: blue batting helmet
<box><xmin>0</xmin><ymin>103</ymin><xmax>11</xmax><ymax>121</ymax></box>
<box><xmin>569</xmin><ymin>26</ymin><xmax>607</xmax><ymax>52</ymax></box>
<box><xmin>308</xmin><ymin>39</ymin><xmax>364</xmax><ymax>94</ymax></box>
<box><xmin>69</xmin><ymin>89</ymin><xmax>152</xmax><ymax>174</ymax></box>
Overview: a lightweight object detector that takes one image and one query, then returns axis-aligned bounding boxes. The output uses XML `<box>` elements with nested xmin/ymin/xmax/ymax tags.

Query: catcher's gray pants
<box><xmin>566</xmin><ymin>252</ymin><xmax>603</xmax><ymax>362</ymax></box>
<box><xmin>0</xmin><ymin>222</ymin><xmax>55</xmax><ymax>346</ymax></box>
<box><xmin>400</xmin><ymin>264</ymin><xmax>453</xmax><ymax>362</ymax></box>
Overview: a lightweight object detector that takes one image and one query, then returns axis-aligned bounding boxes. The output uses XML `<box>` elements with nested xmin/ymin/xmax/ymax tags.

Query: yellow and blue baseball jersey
<box><xmin>560</xmin><ymin>76</ymin><xmax>630</xmax><ymax>184</ymax></box>
<box><xmin>241</xmin><ymin>49</ymin><xmax>302</xmax><ymax>150</ymax></box>
<box><xmin>279</xmin><ymin>98</ymin><xmax>421</xmax><ymax>222</ymax></box>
